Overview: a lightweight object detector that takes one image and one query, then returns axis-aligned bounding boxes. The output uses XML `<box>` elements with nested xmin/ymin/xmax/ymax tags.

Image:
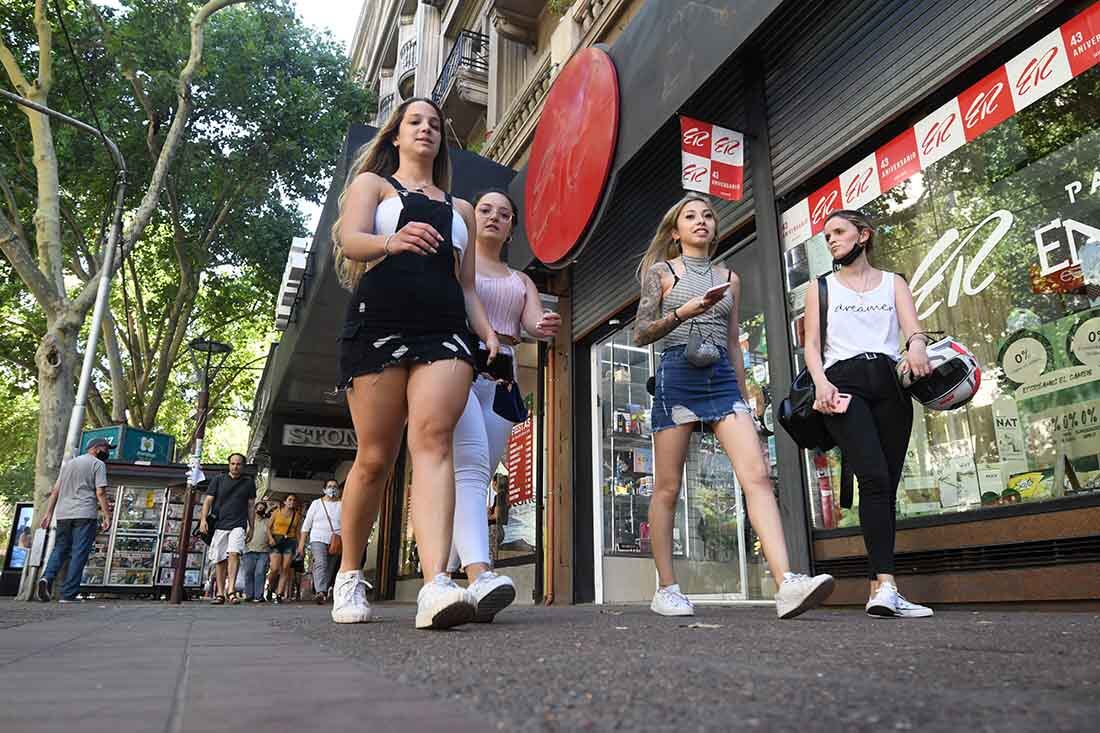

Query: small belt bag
<box><xmin>684</xmin><ymin>321</ymin><xmax>722</xmax><ymax>367</ymax></box>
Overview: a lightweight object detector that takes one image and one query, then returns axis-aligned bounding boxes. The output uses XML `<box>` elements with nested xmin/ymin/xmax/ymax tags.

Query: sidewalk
<box><xmin>1</xmin><ymin>598</ymin><xmax>1097</xmax><ymax>732</ymax></box>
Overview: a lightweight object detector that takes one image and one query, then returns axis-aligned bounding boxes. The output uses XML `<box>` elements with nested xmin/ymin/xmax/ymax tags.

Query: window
<box><xmin>784</xmin><ymin>23</ymin><xmax>1100</xmax><ymax>529</ymax></box>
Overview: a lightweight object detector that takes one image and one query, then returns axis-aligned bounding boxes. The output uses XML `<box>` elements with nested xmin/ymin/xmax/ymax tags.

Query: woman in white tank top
<box><xmin>802</xmin><ymin>210</ymin><xmax>935</xmax><ymax>619</ymax></box>
<box><xmin>448</xmin><ymin>190</ymin><xmax>561</xmax><ymax>622</ymax></box>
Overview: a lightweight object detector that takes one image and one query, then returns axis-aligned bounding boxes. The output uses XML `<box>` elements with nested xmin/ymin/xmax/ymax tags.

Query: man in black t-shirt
<box><xmin>199</xmin><ymin>453</ymin><xmax>256</xmax><ymax>604</ymax></box>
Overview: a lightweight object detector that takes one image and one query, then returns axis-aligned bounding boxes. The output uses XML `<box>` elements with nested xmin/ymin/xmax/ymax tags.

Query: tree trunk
<box><xmin>15</xmin><ymin>320</ymin><xmax>78</xmax><ymax>599</ymax></box>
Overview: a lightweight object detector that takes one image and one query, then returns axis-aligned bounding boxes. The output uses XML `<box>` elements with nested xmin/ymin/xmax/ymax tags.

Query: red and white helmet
<box><xmin>898</xmin><ymin>337</ymin><xmax>981</xmax><ymax>411</ymax></box>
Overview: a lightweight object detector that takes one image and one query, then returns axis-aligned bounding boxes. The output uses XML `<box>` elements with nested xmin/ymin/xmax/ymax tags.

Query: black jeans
<box><xmin>822</xmin><ymin>354</ymin><xmax>913</xmax><ymax>579</ymax></box>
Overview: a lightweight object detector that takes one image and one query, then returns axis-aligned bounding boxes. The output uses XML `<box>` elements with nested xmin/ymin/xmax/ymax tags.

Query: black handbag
<box><xmin>778</xmin><ymin>275</ymin><xmax>836</xmax><ymax>451</ymax></box>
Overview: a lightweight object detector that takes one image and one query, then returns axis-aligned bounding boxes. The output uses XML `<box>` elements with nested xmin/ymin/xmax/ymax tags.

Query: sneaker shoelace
<box><xmin>661</xmin><ymin>587</ymin><xmax>692</xmax><ymax>607</ymax></box>
<box><xmin>337</xmin><ymin>575</ymin><xmax>368</xmax><ymax>605</ymax></box>
<box><xmin>783</xmin><ymin>573</ymin><xmax>810</xmax><ymax>585</ymax></box>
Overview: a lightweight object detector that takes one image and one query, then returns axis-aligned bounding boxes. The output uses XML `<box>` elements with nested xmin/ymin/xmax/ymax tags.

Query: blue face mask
<box><xmin>324</xmin><ymin>486</ymin><xmax>338</xmax><ymax>498</ymax></box>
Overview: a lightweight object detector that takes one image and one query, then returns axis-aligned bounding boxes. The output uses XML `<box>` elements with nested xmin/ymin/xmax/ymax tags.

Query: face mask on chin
<box><xmin>832</xmin><ymin>242</ymin><xmax>865</xmax><ymax>269</ymax></box>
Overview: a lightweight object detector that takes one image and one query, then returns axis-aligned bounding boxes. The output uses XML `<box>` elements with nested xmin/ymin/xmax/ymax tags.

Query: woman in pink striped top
<box><xmin>449</xmin><ymin>190</ymin><xmax>560</xmax><ymax>622</ymax></box>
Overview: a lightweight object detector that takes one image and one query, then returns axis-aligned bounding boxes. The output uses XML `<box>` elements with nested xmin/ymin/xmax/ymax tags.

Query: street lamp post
<box><xmin>169</xmin><ymin>337</ymin><xmax>232</xmax><ymax>604</ymax></box>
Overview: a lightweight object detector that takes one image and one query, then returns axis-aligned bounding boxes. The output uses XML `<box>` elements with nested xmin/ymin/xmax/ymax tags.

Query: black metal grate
<box><xmin>816</xmin><ymin>535</ymin><xmax>1100</xmax><ymax>578</ymax></box>
<box><xmin>432</xmin><ymin>30</ymin><xmax>490</xmax><ymax>105</ymax></box>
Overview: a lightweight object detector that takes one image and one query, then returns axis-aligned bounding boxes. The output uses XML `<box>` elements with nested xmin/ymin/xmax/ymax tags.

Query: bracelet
<box><xmin>672</xmin><ymin>308</ymin><xmax>684</xmax><ymax>324</ymax></box>
<box><xmin>905</xmin><ymin>330</ymin><xmax>942</xmax><ymax>350</ymax></box>
<box><xmin>383</xmin><ymin>234</ymin><xmax>394</xmax><ymax>256</ymax></box>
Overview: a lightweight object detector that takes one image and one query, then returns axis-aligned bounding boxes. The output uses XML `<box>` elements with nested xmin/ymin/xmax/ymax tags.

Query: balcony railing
<box><xmin>398</xmin><ymin>38</ymin><xmax>417</xmax><ymax>75</ymax></box>
<box><xmin>432</xmin><ymin>30</ymin><xmax>490</xmax><ymax>104</ymax></box>
<box><xmin>377</xmin><ymin>93</ymin><xmax>395</xmax><ymax>125</ymax></box>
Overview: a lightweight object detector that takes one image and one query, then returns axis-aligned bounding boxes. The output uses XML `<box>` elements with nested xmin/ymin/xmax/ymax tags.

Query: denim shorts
<box><xmin>271</xmin><ymin>538</ymin><xmax>296</xmax><ymax>556</ymax></box>
<box><xmin>652</xmin><ymin>345</ymin><xmax>752</xmax><ymax>432</ymax></box>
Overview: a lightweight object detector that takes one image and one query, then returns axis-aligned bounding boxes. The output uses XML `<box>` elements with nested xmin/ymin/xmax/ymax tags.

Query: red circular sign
<box><xmin>524</xmin><ymin>47</ymin><xmax>619</xmax><ymax>266</ymax></box>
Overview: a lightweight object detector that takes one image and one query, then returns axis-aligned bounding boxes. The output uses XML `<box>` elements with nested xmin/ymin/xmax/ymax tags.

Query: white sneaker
<box><xmin>650</xmin><ymin>583</ymin><xmax>695</xmax><ymax>616</ymax></box>
<box><xmin>865</xmin><ymin>581</ymin><xmax>899</xmax><ymax>618</ymax></box>
<box><xmin>331</xmin><ymin>570</ymin><xmax>372</xmax><ymax>624</ymax></box>
<box><xmin>469</xmin><ymin>571</ymin><xmax>516</xmax><ymax>623</ymax></box>
<box><xmin>775</xmin><ymin>572</ymin><xmax>835</xmax><ymax>619</ymax></box>
<box><xmin>895</xmin><ymin>592</ymin><xmax>934</xmax><ymax>618</ymax></box>
<box><xmin>416</xmin><ymin>573</ymin><xmax>476</xmax><ymax>630</ymax></box>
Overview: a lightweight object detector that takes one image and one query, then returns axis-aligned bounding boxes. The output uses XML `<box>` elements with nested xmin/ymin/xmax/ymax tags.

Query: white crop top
<box><xmin>822</xmin><ymin>272</ymin><xmax>901</xmax><ymax>369</ymax></box>
<box><xmin>373</xmin><ymin>195</ymin><xmax>468</xmax><ymax>255</ymax></box>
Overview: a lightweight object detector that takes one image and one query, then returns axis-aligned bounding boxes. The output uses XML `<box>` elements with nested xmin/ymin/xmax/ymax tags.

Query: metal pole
<box><xmin>170</xmin><ymin>352</ymin><xmax>212</xmax><ymax>604</ymax></box>
<box><xmin>0</xmin><ymin>89</ymin><xmax>128</xmax><ymax>463</ymax></box>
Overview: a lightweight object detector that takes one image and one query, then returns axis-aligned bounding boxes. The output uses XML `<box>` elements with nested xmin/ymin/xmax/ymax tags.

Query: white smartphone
<box><xmin>704</xmin><ymin>283</ymin><xmax>730</xmax><ymax>300</ymax></box>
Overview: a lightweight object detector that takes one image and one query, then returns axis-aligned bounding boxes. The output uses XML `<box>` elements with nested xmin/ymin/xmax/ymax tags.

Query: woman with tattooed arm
<box><xmin>633</xmin><ymin>194</ymin><xmax>834</xmax><ymax>618</ymax></box>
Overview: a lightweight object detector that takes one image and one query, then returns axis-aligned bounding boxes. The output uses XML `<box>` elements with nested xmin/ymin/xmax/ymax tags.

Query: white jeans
<box><xmin>448</xmin><ymin>375</ymin><xmax>517</xmax><ymax>571</ymax></box>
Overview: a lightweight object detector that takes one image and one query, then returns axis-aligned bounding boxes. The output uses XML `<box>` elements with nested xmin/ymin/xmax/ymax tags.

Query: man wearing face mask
<box><xmin>36</xmin><ymin>438</ymin><xmax>113</xmax><ymax>602</ymax></box>
<box><xmin>298</xmin><ymin>480</ymin><xmax>343</xmax><ymax>604</ymax></box>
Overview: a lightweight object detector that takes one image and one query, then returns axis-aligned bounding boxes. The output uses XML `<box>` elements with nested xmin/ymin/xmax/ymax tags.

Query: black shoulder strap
<box><xmin>664</xmin><ymin>261</ymin><xmax>680</xmax><ymax>285</ymax></box>
<box><xmin>444</xmin><ymin>191</ymin><xmax>453</xmax><ymax>205</ymax></box>
<box><xmin>386</xmin><ymin>176</ymin><xmax>407</xmax><ymax>195</ymax></box>
<box><xmin>726</xmin><ymin>270</ymin><xmax>732</xmax><ymax>283</ymax></box>
<box><xmin>817</xmin><ymin>274</ymin><xmax>829</xmax><ymax>357</ymax></box>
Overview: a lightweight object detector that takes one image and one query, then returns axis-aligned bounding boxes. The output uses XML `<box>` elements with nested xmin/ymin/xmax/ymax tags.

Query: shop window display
<box><xmin>784</xmin><ymin>42</ymin><xmax>1100</xmax><ymax>529</ymax></box>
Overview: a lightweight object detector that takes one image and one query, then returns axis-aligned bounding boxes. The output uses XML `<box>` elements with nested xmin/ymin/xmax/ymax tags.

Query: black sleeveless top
<box><xmin>343</xmin><ymin>177</ymin><xmax>468</xmax><ymax>336</ymax></box>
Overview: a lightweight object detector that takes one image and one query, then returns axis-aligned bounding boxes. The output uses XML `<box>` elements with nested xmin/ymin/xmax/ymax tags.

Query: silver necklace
<box><xmin>682</xmin><ymin>254</ymin><xmax>712</xmax><ymax>277</ymax></box>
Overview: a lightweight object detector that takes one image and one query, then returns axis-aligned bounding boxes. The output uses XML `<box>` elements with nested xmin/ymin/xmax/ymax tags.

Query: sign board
<box><xmin>281</xmin><ymin>424</ymin><xmax>357</xmax><ymax>451</ymax></box>
<box><xmin>679</xmin><ymin>116</ymin><xmax>744</xmax><ymax>201</ymax></box>
<box><xmin>505</xmin><ymin>417</ymin><xmax>534</xmax><ymax>505</ymax></box>
<box><xmin>80</xmin><ymin>426</ymin><xmax>176</xmax><ymax>465</ymax></box>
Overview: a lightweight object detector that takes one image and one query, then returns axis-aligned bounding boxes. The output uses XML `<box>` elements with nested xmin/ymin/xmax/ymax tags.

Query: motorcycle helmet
<box><xmin>898</xmin><ymin>337</ymin><xmax>981</xmax><ymax>411</ymax></box>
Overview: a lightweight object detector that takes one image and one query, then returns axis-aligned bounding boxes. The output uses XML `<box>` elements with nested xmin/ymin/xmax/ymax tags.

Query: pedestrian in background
<box><xmin>633</xmin><ymin>194</ymin><xmax>834</xmax><ymax>619</ymax></box>
<box><xmin>36</xmin><ymin>438</ymin><xmax>113</xmax><ymax>603</ymax></box>
<box><xmin>267</xmin><ymin>494</ymin><xmax>301</xmax><ymax>604</ymax></box>
<box><xmin>241</xmin><ymin>500</ymin><xmax>272</xmax><ymax>602</ymax></box>
<box><xmin>329</xmin><ymin>96</ymin><xmax>500</xmax><ymax>629</ymax></box>
<box><xmin>298</xmin><ymin>480</ymin><xmax>343</xmax><ymax>604</ymax></box>
<box><xmin>198</xmin><ymin>453</ymin><xmax>256</xmax><ymax>605</ymax></box>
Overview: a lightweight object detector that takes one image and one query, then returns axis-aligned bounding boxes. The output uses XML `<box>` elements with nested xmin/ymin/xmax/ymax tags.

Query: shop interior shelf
<box><xmin>608</xmin><ymin>431</ymin><xmax>653</xmax><ymax>445</ymax></box>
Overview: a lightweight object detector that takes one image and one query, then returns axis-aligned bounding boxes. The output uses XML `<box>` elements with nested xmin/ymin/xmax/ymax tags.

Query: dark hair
<box><xmin>824</xmin><ymin>209</ymin><xmax>876</xmax><ymax>252</ymax></box>
<box><xmin>473</xmin><ymin>188</ymin><xmax>520</xmax><ymax>247</ymax></box>
<box><xmin>227</xmin><ymin>452</ymin><xmax>246</xmax><ymax>464</ymax></box>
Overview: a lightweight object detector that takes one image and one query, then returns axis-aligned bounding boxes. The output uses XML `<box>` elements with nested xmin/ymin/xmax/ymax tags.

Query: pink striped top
<box><xmin>476</xmin><ymin>270</ymin><xmax>526</xmax><ymax>341</ymax></box>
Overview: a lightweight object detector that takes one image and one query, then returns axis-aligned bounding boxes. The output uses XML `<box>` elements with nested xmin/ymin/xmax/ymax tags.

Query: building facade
<box><xmin>254</xmin><ymin>0</ymin><xmax>1100</xmax><ymax>608</ymax></box>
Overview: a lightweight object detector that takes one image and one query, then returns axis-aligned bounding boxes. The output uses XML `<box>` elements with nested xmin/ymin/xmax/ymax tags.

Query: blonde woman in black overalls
<box><xmin>330</xmin><ymin>98</ymin><xmax>500</xmax><ymax>629</ymax></box>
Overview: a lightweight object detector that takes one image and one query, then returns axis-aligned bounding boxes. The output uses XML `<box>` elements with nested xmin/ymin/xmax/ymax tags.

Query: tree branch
<box><xmin>0</xmin><ymin>34</ymin><xmax>32</xmax><ymax>95</ymax></box>
<box><xmin>100</xmin><ymin>310</ymin><xmax>127</xmax><ymax>422</ymax></box>
<box><xmin>0</xmin><ymin>171</ymin><xmax>28</xmax><ymax>246</ymax></box>
<box><xmin>118</xmin><ymin>0</ymin><xmax>256</xmax><ymax>259</ymax></box>
<box><xmin>0</xmin><ymin>206</ymin><xmax>58</xmax><ymax>313</ymax></box>
<box><xmin>34</xmin><ymin>0</ymin><xmax>53</xmax><ymax>94</ymax></box>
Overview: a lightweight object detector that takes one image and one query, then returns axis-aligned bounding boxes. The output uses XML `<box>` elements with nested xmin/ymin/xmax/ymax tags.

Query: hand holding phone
<box><xmin>833</xmin><ymin>393</ymin><xmax>852</xmax><ymax>413</ymax></box>
<box><xmin>703</xmin><ymin>283</ymin><xmax>730</xmax><ymax>301</ymax></box>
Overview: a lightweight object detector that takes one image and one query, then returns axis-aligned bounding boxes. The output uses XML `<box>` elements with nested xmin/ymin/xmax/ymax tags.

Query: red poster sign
<box><xmin>506</xmin><ymin>417</ymin><xmax>534</xmax><ymax>505</ymax></box>
<box><xmin>958</xmin><ymin>67</ymin><xmax>1015</xmax><ymax>142</ymax></box>
<box><xmin>680</xmin><ymin>116</ymin><xmax>744</xmax><ymax>202</ymax></box>
<box><xmin>1062</xmin><ymin>3</ymin><xmax>1100</xmax><ymax>76</ymax></box>
<box><xmin>808</xmin><ymin>178</ymin><xmax>842</xmax><ymax>236</ymax></box>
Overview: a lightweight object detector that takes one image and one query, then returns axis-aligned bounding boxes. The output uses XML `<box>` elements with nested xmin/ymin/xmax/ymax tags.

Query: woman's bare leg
<box><xmin>405</xmin><ymin>359</ymin><xmax>475</xmax><ymax>582</ymax></box>
<box><xmin>711</xmin><ymin>413</ymin><xmax>791</xmax><ymax>578</ymax></box>
<box><xmin>650</xmin><ymin>424</ymin><xmax>694</xmax><ymax>587</ymax></box>
<box><xmin>339</xmin><ymin>368</ymin><xmax>410</xmax><ymax>574</ymax></box>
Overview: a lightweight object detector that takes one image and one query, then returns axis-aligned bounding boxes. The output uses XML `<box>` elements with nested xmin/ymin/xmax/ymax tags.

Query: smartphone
<box><xmin>704</xmin><ymin>283</ymin><xmax>730</xmax><ymax>300</ymax></box>
<box><xmin>834</xmin><ymin>393</ymin><xmax>853</xmax><ymax>413</ymax></box>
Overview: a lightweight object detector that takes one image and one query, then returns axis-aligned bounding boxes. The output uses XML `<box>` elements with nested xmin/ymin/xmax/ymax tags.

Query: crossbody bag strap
<box><xmin>817</xmin><ymin>274</ymin><xmax>829</xmax><ymax>358</ymax></box>
<box><xmin>321</xmin><ymin>500</ymin><xmax>336</xmax><ymax>535</ymax></box>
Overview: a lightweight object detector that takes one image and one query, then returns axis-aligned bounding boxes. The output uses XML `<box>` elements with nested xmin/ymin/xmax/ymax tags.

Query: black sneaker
<box><xmin>36</xmin><ymin>577</ymin><xmax>52</xmax><ymax>602</ymax></box>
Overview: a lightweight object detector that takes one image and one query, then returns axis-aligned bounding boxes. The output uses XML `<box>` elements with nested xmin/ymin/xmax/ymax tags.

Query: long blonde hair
<box><xmin>635</xmin><ymin>194</ymin><xmax>721</xmax><ymax>281</ymax></box>
<box><xmin>332</xmin><ymin>97</ymin><xmax>453</xmax><ymax>289</ymax></box>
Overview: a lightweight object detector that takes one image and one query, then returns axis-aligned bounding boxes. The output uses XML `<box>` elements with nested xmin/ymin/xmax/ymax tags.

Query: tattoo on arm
<box><xmin>633</xmin><ymin>265</ymin><xmax>679</xmax><ymax>346</ymax></box>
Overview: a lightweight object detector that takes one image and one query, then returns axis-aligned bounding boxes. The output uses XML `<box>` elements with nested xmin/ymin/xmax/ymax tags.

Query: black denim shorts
<box><xmin>338</xmin><ymin>323</ymin><xmax>477</xmax><ymax>389</ymax></box>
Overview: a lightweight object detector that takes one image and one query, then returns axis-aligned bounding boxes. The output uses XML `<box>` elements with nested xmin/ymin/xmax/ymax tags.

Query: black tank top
<box><xmin>344</xmin><ymin>177</ymin><xmax>469</xmax><ymax>336</ymax></box>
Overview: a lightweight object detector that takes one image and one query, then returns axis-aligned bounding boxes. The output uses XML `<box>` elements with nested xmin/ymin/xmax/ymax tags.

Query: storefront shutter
<box><xmin>572</xmin><ymin>69</ymin><xmax>754</xmax><ymax>340</ymax></box>
<box><xmin>763</xmin><ymin>0</ymin><xmax>1048</xmax><ymax>197</ymax></box>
